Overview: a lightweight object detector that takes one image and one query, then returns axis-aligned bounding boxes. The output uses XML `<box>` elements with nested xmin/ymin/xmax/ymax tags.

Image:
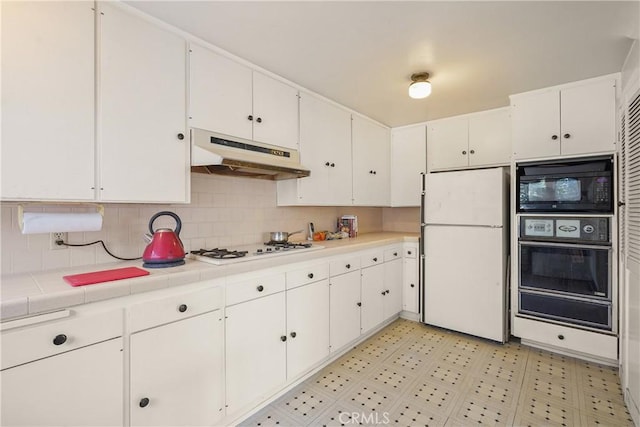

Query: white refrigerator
<box><xmin>421</xmin><ymin>167</ymin><xmax>509</xmax><ymax>342</ymax></box>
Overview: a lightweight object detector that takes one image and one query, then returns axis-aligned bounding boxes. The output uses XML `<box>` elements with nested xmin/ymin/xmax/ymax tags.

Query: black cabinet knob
<box><xmin>257</xmin><ymin>285</ymin><xmax>264</xmax><ymax>292</ymax></box>
<box><xmin>330</xmin><ymin>163</ymin><xmax>335</xmax><ymax>167</ymax></box>
<box><xmin>557</xmin><ymin>334</ymin><xmax>565</xmax><ymax>340</ymax></box>
<box><xmin>308</xmin><ymin>273</ymin><xmax>314</xmax><ymax>279</ymax></box>
<box><xmin>53</xmin><ymin>334</ymin><xmax>67</xmax><ymax>346</ymax></box>
<box><xmin>369</xmin><ymin>170</ymin><xmax>373</xmax><ymax>174</ymax></box>
<box><xmin>178</xmin><ymin>304</ymin><xmax>188</xmax><ymax>313</ymax></box>
<box><xmin>346</xmin><ymin>264</ymin><xmax>351</xmax><ymax>269</ymax></box>
<box><xmin>381</xmin><ymin>291</ymin><xmax>386</xmax><ymax>295</ymax></box>
<box><xmin>386</xmin><ymin>290</ymin><xmax>390</xmax><ymax>294</ymax></box>
<box><xmin>408</xmin><ymin>251</ymin><xmax>412</xmax><ymax>255</ymax></box>
<box><xmin>280</xmin><ymin>335</ymin><xmax>287</xmax><ymax>342</ymax></box>
<box><xmin>373</xmin><ymin>171</ymin><xmax>377</xmax><ymax>175</ymax></box>
<box><xmin>410</xmin><ymin>284</ymin><xmax>415</xmax><ymax>288</ymax></box>
<box><xmin>177</xmin><ymin>133</ymin><xmax>185</xmax><ymax>140</ymax></box>
<box><xmin>551</xmin><ymin>135</ymin><xmax>558</xmax><ymax>140</ymax></box>
<box><xmin>373</xmin><ymin>257</ymin><xmax>378</xmax><ymax>262</ymax></box>
<box><xmin>470</xmin><ymin>150</ymin><xmax>475</xmax><ymax>154</ymax></box>
<box><xmin>290</xmin><ymin>332</ymin><xmax>297</xmax><ymax>338</ymax></box>
<box><xmin>357</xmin><ymin>302</ymin><xmax>362</xmax><ymax>307</ymax></box>
<box><xmin>247</xmin><ymin>115</ymin><xmax>254</xmax><ymax>121</ymax></box>
<box><xmin>325</xmin><ymin>162</ymin><xmax>331</xmax><ymax>167</ymax></box>
<box><xmin>393</xmin><ymin>252</ymin><xmax>398</xmax><ymax>256</ymax></box>
<box><xmin>563</xmin><ymin>133</ymin><xmax>571</xmax><ymax>139</ymax></box>
<box><xmin>139</xmin><ymin>398</ymin><xmax>150</xmax><ymax>408</ymax></box>
<box><xmin>256</xmin><ymin>117</ymin><xmax>262</xmax><ymax>123</ymax></box>
<box><xmin>462</xmin><ymin>150</ymin><xmax>467</xmax><ymax>155</ymax></box>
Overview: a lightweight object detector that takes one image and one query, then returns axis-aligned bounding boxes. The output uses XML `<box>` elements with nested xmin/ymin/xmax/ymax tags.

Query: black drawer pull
<box><xmin>410</xmin><ymin>284</ymin><xmax>415</xmax><ymax>288</ymax></box>
<box><xmin>393</xmin><ymin>252</ymin><xmax>398</xmax><ymax>256</ymax></box>
<box><xmin>373</xmin><ymin>257</ymin><xmax>378</xmax><ymax>262</ymax></box>
<box><xmin>280</xmin><ymin>335</ymin><xmax>287</xmax><ymax>342</ymax></box>
<box><xmin>257</xmin><ymin>285</ymin><xmax>264</xmax><ymax>292</ymax></box>
<box><xmin>408</xmin><ymin>251</ymin><xmax>412</xmax><ymax>255</ymax></box>
<box><xmin>290</xmin><ymin>332</ymin><xmax>297</xmax><ymax>338</ymax></box>
<box><xmin>178</xmin><ymin>304</ymin><xmax>188</xmax><ymax>313</ymax></box>
<box><xmin>308</xmin><ymin>273</ymin><xmax>314</xmax><ymax>279</ymax></box>
<box><xmin>139</xmin><ymin>398</ymin><xmax>150</xmax><ymax>408</ymax></box>
<box><xmin>357</xmin><ymin>302</ymin><xmax>362</xmax><ymax>307</ymax></box>
<box><xmin>53</xmin><ymin>334</ymin><xmax>67</xmax><ymax>346</ymax></box>
<box><xmin>557</xmin><ymin>334</ymin><xmax>565</xmax><ymax>340</ymax></box>
<box><xmin>346</xmin><ymin>264</ymin><xmax>351</xmax><ymax>269</ymax></box>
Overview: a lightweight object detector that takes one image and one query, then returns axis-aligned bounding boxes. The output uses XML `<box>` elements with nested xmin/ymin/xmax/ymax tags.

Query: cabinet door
<box><xmin>352</xmin><ymin>116</ymin><xmax>391</xmax><ymax>206</ymax></box>
<box><xmin>360</xmin><ymin>264</ymin><xmax>385</xmax><ymax>334</ymax></box>
<box><xmin>560</xmin><ymin>79</ymin><xmax>616</xmax><ymax>156</ymax></box>
<box><xmin>426</xmin><ymin>116</ymin><xmax>469</xmax><ymax>171</ymax></box>
<box><xmin>252</xmin><ymin>72</ymin><xmax>299</xmax><ymax>150</ymax></box>
<box><xmin>1</xmin><ymin>1</ymin><xmax>95</xmax><ymax>201</ymax></box>
<box><xmin>383</xmin><ymin>258</ymin><xmax>403</xmax><ymax>319</ymax></box>
<box><xmin>511</xmin><ymin>90</ymin><xmax>560</xmax><ymax>160</ymax></box>
<box><xmin>468</xmin><ymin>108</ymin><xmax>511</xmax><ymax>166</ymax></box>
<box><xmin>225</xmin><ymin>293</ymin><xmax>286</xmax><ymax>416</ymax></box>
<box><xmin>1</xmin><ymin>338</ymin><xmax>123</xmax><ymax>426</ymax></box>
<box><xmin>286</xmin><ymin>280</ymin><xmax>330</xmax><ymax>379</ymax></box>
<box><xmin>99</xmin><ymin>4</ymin><xmax>189</xmax><ymax>203</ymax></box>
<box><xmin>130</xmin><ymin>311</ymin><xmax>223</xmax><ymax>427</ymax></box>
<box><xmin>189</xmin><ymin>44</ymin><xmax>253</xmax><ymax>140</ymax></box>
<box><xmin>329</xmin><ymin>270</ymin><xmax>361</xmax><ymax>352</ymax></box>
<box><xmin>390</xmin><ymin>126</ymin><xmax>426</xmax><ymax>207</ymax></box>
<box><xmin>297</xmin><ymin>93</ymin><xmax>353</xmax><ymax>205</ymax></box>
<box><xmin>403</xmin><ymin>256</ymin><xmax>419</xmax><ymax>314</ymax></box>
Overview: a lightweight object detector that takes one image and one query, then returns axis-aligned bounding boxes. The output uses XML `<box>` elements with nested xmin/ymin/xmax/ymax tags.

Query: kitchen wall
<box><xmin>0</xmin><ymin>173</ymin><xmax>417</xmax><ymax>275</ymax></box>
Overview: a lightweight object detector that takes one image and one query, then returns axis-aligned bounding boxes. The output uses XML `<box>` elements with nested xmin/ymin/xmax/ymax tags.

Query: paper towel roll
<box><xmin>20</xmin><ymin>212</ymin><xmax>103</xmax><ymax>234</ymax></box>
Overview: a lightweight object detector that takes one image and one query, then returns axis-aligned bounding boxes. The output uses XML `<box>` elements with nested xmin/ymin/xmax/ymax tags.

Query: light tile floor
<box><xmin>239</xmin><ymin>318</ymin><xmax>634</xmax><ymax>427</ymax></box>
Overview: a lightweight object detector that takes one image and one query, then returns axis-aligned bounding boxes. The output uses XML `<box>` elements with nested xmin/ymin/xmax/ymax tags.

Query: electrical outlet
<box><xmin>50</xmin><ymin>232</ymin><xmax>68</xmax><ymax>250</ymax></box>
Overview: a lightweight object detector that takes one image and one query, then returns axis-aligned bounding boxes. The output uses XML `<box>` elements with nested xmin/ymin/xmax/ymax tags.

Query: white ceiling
<box><xmin>126</xmin><ymin>1</ymin><xmax>639</xmax><ymax>128</ymax></box>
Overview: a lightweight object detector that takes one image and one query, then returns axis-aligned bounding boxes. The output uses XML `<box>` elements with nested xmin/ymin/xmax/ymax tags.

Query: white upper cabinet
<box><xmin>511</xmin><ymin>75</ymin><xmax>617</xmax><ymax>160</ymax></box>
<box><xmin>277</xmin><ymin>93</ymin><xmax>353</xmax><ymax>206</ymax></box>
<box><xmin>99</xmin><ymin>3</ymin><xmax>189</xmax><ymax>203</ymax></box>
<box><xmin>352</xmin><ymin>116</ymin><xmax>390</xmax><ymax>206</ymax></box>
<box><xmin>390</xmin><ymin>125</ymin><xmax>426</xmax><ymax>206</ymax></box>
<box><xmin>1</xmin><ymin>1</ymin><xmax>95</xmax><ymax>201</ymax></box>
<box><xmin>189</xmin><ymin>44</ymin><xmax>299</xmax><ymax>149</ymax></box>
<box><xmin>427</xmin><ymin>107</ymin><xmax>511</xmax><ymax>172</ymax></box>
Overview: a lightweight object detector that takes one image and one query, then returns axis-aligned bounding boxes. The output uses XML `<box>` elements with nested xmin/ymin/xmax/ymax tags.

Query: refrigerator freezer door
<box><xmin>423</xmin><ymin>225</ymin><xmax>506</xmax><ymax>342</ymax></box>
<box><xmin>425</xmin><ymin>167</ymin><xmax>507</xmax><ymax>227</ymax></box>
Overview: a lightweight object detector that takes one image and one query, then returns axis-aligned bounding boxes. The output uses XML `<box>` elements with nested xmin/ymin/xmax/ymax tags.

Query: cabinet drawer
<box><xmin>383</xmin><ymin>246</ymin><xmax>403</xmax><ymax>262</ymax></box>
<box><xmin>286</xmin><ymin>263</ymin><xmax>329</xmax><ymax>290</ymax></box>
<box><xmin>129</xmin><ymin>286</ymin><xmax>223</xmax><ymax>333</ymax></box>
<box><xmin>226</xmin><ymin>272</ymin><xmax>286</xmax><ymax>306</ymax></box>
<box><xmin>361</xmin><ymin>250</ymin><xmax>384</xmax><ymax>268</ymax></box>
<box><xmin>513</xmin><ymin>316</ymin><xmax>617</xmax><ymax>361</ymax></box>
<box><xmin>329</xmin><ymin>256</ymin><xmax>361</xmax><ymax>276</ymax></box>
<box><xmin>1</xmin><ymin>309</ymin><xmax>122</xmax><ymax>370</ymax></box>
<box><xmin>404</xmin><ymin>244</ymin><xmax>417</xmax><ymax>259</ymax></box>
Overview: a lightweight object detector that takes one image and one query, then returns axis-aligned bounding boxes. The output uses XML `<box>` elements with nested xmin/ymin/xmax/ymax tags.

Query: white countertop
<box><xmin>0</xmin><ymin>232</ymin><xmax>418</xmax><ymax>321</ymax></box>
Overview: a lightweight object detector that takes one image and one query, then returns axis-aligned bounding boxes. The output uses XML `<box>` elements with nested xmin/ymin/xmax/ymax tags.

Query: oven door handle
<box><xmin>518</xmin><ymin>240</ymin><xmax>611</xmax><ymax>251</ymax></box>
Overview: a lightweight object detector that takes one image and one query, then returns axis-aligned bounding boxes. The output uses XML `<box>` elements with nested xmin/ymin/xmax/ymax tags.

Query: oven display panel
<box><xmin>523</xmin><ymin>219</ymin><xmax>554</xmax><ymax>237</ymax></box>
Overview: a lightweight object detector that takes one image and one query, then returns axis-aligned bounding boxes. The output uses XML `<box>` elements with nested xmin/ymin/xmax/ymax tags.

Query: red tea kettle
<box><xmin>142</xmin><ymin>211</ymin><xmax>186</xmax><ymax>268</ymax></box>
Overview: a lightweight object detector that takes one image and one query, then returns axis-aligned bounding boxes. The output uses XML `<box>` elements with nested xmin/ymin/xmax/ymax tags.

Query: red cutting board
<box><xmin>64</xmin><ymin>267</ymin><xmax>150</xmax><ymax>287</ymax></box>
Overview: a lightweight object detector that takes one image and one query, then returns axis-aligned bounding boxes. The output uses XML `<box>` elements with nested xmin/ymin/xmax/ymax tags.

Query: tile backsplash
<box><xmin>1</xmin><ymin>174</ymin><xmax>416</xmax><ymax>275</ymax></box>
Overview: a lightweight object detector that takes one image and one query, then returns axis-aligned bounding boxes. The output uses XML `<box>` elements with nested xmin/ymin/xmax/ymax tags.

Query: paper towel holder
<box><xmin>18</xmin><ymin>203</ymin><xmax>105</xmax><ymax>234</ymax></box>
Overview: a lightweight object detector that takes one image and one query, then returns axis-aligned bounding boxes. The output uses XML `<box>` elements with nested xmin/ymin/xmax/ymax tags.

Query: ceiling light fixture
<box><xmin>409</xmin><ymin>72</ymin><xmax>432</xmax><ymax>99</ymax></box>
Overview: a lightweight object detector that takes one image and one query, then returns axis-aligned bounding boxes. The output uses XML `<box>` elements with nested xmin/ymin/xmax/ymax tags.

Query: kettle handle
<box><xmin>148</xmin><ymin>211</ymin><xmax>182</xmax><ymax>236</ymax></box>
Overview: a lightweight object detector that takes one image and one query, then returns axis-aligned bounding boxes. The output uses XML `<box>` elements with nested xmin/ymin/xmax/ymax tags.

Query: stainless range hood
<box><xmin>190</xmin><ymin>128</ymin><xmax>310</xmax><ymax>180</ymax></box>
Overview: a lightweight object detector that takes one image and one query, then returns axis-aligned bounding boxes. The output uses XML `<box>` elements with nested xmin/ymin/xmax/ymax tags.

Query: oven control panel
<box><xmin>519</xmin><ymin>216</ymin><xmax>609</xmax><ymax>244</ymax></box>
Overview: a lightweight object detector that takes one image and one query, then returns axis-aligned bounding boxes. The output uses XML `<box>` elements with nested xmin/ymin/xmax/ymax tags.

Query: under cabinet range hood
<box><xmin>190</xmin><ymin>128</ymin><xmax>310</xmax><ymax>180</ymax></box>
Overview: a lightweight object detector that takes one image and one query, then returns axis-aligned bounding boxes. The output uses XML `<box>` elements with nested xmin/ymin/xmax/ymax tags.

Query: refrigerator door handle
<box><xmin>419</xmin><ymin>172</ymin><xmax>426</xmax><ymax>321</ymax></box>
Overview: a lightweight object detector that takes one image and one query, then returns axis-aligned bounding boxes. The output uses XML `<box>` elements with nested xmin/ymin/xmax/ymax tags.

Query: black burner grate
<box><xmin>190</xmin><ymin>248</ymin><xmax>248</xmax><ymax>259</ymax></box>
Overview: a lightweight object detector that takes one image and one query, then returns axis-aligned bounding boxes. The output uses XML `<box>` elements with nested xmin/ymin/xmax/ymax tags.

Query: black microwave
<box><xmin>516</xmin><ymin>156</ymin><xmax>614</xmax><ymax>213</ymax></box>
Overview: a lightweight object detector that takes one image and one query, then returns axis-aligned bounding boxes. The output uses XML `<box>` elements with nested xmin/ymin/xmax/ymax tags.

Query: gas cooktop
<box><xmin>189</xmin><ymin>242</ymin><xmax>323</xmax><ymax>265</ymax></box>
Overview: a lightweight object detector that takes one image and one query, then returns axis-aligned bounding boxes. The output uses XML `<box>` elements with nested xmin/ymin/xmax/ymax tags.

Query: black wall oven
<box><xmin>518</xmin><ymin>216</ymin><xmax>613</xmax><ymax>331</ymax></box>
<box><xmin>516</xmin><ymin>156</ymin><xmax>613</xmax><ymax>213</ymax></box>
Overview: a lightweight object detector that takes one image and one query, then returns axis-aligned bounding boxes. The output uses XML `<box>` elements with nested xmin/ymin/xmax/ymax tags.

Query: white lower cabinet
<box><xmin>383</xmin><ymin>258</ymin><xmax>403</xmax><ymax>319</ymax></box>
<box><xmin>286</xmin><ymin>279</ymin><xmax>330</xmax><ymax>379</ymax></box>
<box><xmin>361</xmin><ymin>263</ymin><xmax>385</xmax><ymax>334</ymax></box>
<box><xmin>225</xmin><ymin>292</ymin><xmax>287</xmax><ymax>416</ymax></box>
<box><xmin>129</xmin><ymin>310</ymin><xmax>224</xmax><ymax>427</ymax></box>
<box><xmin>402</xmin><ymin>244</ymin><xmax>419</xmax><ymax>315</ymax></box>
<box><xmin>1</xmin><ymin>338</ymin><xmax>123</xmax><ymax>426</ymax></box>
<box><xmin>329</xmin><ymin>269</ymin><xmax>362</xmax><ymax>352</ymax></box>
